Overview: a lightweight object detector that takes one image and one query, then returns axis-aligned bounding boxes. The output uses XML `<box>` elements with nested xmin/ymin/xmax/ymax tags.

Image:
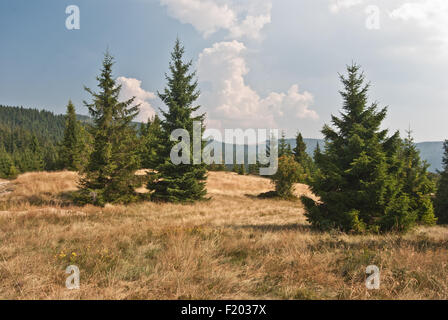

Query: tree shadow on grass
<box><xmin>245</xmin><ymin>192</ymin><xmax>298</xmax><ymax>201</ymax></box>
<box><xmin>0</xmin><ymin>191</ymin><xmax>76</xmax><ymax>208</ymax></box>
<box><xmin>229</xmin><ymin>223</ymin><xmax>311</xmax><ymax>233</ymax></box>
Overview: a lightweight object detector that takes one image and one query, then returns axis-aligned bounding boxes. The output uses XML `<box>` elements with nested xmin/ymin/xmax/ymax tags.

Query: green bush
<box><xmin>271</xmin><ymin>155</ymin><xmax>303</xmax><ymax>199</ymax></box>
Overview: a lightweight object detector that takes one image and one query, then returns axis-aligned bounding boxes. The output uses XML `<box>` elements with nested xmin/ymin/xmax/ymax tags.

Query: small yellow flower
<box><xmin>72</xmin><ymin>252</ymin><xmax>77</xmax><ymax>257</ymax></box>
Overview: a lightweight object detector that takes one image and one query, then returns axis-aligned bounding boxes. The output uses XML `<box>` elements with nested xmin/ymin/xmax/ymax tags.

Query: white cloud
<box><xmin>197</xmin><ymin>41</ymin><xmax>318</xmax><ymax>130</ymax></box>
<box><xmin>329</xmin><ymin>0</ymin><xmax>364</xmax><ymax>13</ymax></box>
<box><xmin>159</xmin><ymin>0</ymin><xmax>271</xmax><ymax>40</ymax></box>
<box><xmin>390</xmin><ymin>0</ymin><xmax>448</xmax><ymax>46</ymax></box>
<box><xmin>117</xmin><ymin>77</ymin><xmax>157</xmax><ymax>122</ymax></box>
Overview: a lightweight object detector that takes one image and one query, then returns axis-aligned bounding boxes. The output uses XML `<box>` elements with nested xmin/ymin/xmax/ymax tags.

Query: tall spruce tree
<box><xmin>400</xmin><ymin>130</ymin><xmax>436</xmax><ymax>225</ymax></box>
<box><xmin>140</xmin><ymin>115</ymin><xmax>163</xmax><ymax>170</ymax></box>
<box><xmin>435</xmin><ymin>141</ymin><xmax>448</xmax><ymax>224</ymax></box>
<box><xmin>301</xmin><ymin>64</ymin><xmax>410</xmax><ymax>233</ymax></box>
<box><xmin>292</xmin><ymin>132</ymin><xmax>314</xmax><ymax>181</ymax></box>
<box><xmin>78</xmin><ymin>52</ymin><xmax>140</xmax><ymax>205</ymax></box>
<box><xmin>147</xmin><ymin>39</ymin><xmax>207</xmax><ymax>202</ymax></box>
<box><xmin>60</xmin><ymin>100</ymin><xmax>89</xmax><ymax>171</ymax></box>
<box><xmin>0</xmin><ymin>146</ymin><xmax>18</xmax><ymax>179</ymax></box>
<box><xmin>278</xmin><ymin>131</ymin><xmax>292</xmax><ymax>157</ymax></box>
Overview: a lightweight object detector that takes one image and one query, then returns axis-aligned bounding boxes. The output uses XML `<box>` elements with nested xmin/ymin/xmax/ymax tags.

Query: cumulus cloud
<box><xmin>390</xmin><ymin>0</ymin><xmax>448</xmax><ymax>46</ymax></box>
<box><xmin>117</xmin><ymin>77</ymin><xmax>157</xmax><ymax>122</ymax></box>
<box><xmin>197</xmin><ymin>41</ymin><xmax>318</xmax><ymax>130</ymax></box>
<box><xmin>159</xmin><ymin>0</ymin><xmax>271</xmax><ymax>40</ymax></box>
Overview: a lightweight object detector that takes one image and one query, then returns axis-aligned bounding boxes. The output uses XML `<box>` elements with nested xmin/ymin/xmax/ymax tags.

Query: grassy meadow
<box><xmin>0</xmin><ymin>171</ymin><xmax>448</xmax><ymax>299</ymax></box>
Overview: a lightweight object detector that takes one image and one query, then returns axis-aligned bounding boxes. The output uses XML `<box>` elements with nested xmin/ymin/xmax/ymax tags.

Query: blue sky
<box><xmin>1</xmin><ymin>0</ymin><xmax>447</xmax><ymax>142</ymax></box>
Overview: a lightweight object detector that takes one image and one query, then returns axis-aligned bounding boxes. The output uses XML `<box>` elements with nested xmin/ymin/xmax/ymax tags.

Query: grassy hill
<box><xmin>1</xmin><ymin>171</ymin><xmax>448</xmax><ymax>299</ymax></box>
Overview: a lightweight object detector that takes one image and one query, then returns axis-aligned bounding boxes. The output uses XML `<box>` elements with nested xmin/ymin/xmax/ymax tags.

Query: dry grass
<box><xmin>1</xmin><ymin>171</ymin><xmax>448</xmax><ymax>300</ymax></box>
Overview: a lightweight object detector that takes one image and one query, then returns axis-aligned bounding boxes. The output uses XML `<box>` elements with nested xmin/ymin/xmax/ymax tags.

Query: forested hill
<box><xmin>0</xmin><ymin>105</ymin><xmax>68</xmax><ymax>174</ymax></box>
<box><xmin>0</xmin><ymin>105</ymin><xmax>445</xmax><ymax>176</ymax></box>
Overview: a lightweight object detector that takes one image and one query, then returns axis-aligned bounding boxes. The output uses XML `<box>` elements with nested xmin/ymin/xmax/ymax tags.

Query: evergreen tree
<box><xmin>271</xmin><ymin>155</ymin><xmax>303</xmax><ymax>199</ymax></box>
<box><xmin>60</xmin><ymin>100</ymin><xmax>89</xmax><ymax>171</ymax></box>
<box><xmin>248</xmin><ymin>162</ymin><xmax>259</xmax><ymax>175</ymax></box>
<box><xmin>400</xmin><ymin>130</ymin><xmax>436</xmax><ymax>225</ymax></box>
<box><xmin>313</xmin><ymin>142</ymin><xmax>322</xmax><ymax>163</ymax></box>
<box><xmin>301</xmin><ymin>64</ymin><xmax>410</xmax><ymax>233</ymax></box>
<box><xmin>435</xmin><ymin>141</ymin><xmax>448</xmax><ymax>224</ymax></box>
<box><xmin>140</xmin><ymin>115</ymin><xmax>163</xmax><ymax>170</ymax></box>
<box><xmin>29</xmin><ymin>136</ymin><xmax>44</xmax><ymax>171</ymax></box>
<box><xmin>278</xmin><ymin>131</ymin><xmax>292</xmax><ymax>157</ymax></box>
<box><xmin>0</xmin><ymin>146</ymin><xmax>18</xmax><ymax>179</ymax></box>
<box><xmin>147</xmin><ymin>39</ymin><xmax>207</xmax><ymax>202</ymax></box>
<box><xmin>78</xmin><ymin>52</ymin><xmax>140</xmax><ymax>205</ymax></box>
<box><xmin>292</xmin><ymin>132</ymin><xmax>314</xmax><ymax>181</ymax></box>
<box><xmin>238</xmin><ymin>164</ymin><xmax>246</xmax><ymax>175</ymax></box>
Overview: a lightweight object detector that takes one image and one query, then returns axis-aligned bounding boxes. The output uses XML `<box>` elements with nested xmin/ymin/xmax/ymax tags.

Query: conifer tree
<box><xmin>0</xmin><ymin>146</ymin><xmax>18</xmax><ymax>179</ymax></box>
<box><xmin>60</xmin><ymin>100</ymin><xmax>89</xmax><ymax>171</ymax></box>
<box><xmin>435</xmin><ymin>141</ymin><xmax>448</xmax><ymax>224</ymax></box>
<box><xmin>29</xmin><ymin>136</ymin><xmax>44</xmax><ymax>171</ymax></box>
<box><xmin>400</xmin><ymin>130</ymin><xmax>436</xmax><ymax>225</ymax></box>
<box><xmin>78</xmin><ymin>52</ymin><xmax>140</xmax><ymax>205</ymax></box>
<box><xmin>278</xmin><ymin>131</ymin><xmax>292</xmax><ymax>157</ymax></box>
<box><xmin>292</xmin><ymin>132</ymin><xmax>314</xmax><ymax>181</ymax></box>
<box><xmin>147</xmin><ymin>39</ymin><xmax>207</xmax><ymax>202</ymax></box>
<box><xmin>271</xmin><ymin>155</ymin><xmax>303</xmax><ymax>199</ymax></box>
<box><xmin>301</xmin><ymin>64</ymin><xmax>410</xmax><ymax>233</ymax></box>
<box><xmin>140</xmin><ymin>115</ymin><xmax>162</xmax><ymax>170</ymax></box>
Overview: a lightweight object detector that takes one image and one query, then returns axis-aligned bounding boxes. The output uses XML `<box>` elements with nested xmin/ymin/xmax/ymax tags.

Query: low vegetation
<box><xmin>1</xmin><ymin>171</ymin><xmax>448</xmax><ymax>300</ymax></box>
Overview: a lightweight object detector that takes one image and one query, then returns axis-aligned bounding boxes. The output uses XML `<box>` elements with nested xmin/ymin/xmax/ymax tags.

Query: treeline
<box><xmin>0</xmin><ymin>106</ymin><xmax>66</xmax><ymax>177</ymax></box>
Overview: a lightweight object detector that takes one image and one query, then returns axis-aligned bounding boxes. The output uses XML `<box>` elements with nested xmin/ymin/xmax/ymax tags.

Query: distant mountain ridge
<box><xmin>210</xmin><ymin>138</ymin><xmax>444</xmax><ymax>173</ymax></box>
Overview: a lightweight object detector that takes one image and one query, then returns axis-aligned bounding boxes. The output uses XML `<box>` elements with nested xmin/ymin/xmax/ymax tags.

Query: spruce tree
<box><xmin>301</xmin><ymin>64</ymin><xmax>409</xmax><ymax>233</ymax></box>
<box><xmin>0</xmin><ymin>146</ymin><xmax>18</xmax><ymax>179</ymax></box>
<box><xmin>278</xmin><ymin>131</ymin><xmax>292</xmax><ymax>157</ymax></box>
<box><xmin>78</xmin><ymin>52</ymin><xmax>140</xmax><ymax>205</ymax></box>
<box><xmin>292</xmin><ymin>132</ymin><xmax>314</xmax><ymax>181</ymax></box>
<box><xmin>147</xmin><ymin>39</ymin><xmax>207</xmax><ymax>202</ymax></box>
<box><xmin>60</xmin><ymin>100</ymin><xmax>89</xmax><ymax>171</ymax></box>
<box><xmin>435</xmin><ymin>141</ymin><xmax>448</xmax><ymax>224</ymax></box>
<box><xmin>400</xmin><ymin>130</ymin><xmax>436</xmax><ymax>225</ymax></box>
<box><xmin>140</xmin><ymin>115</ymin><xmax>162</xmax><ymax>170</ymax></box>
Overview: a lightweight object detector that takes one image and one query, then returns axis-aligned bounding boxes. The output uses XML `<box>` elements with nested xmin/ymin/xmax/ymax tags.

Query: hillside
<box><xmin>1</xmin><ymin>171</ymin><xmax>448</xmax><ymax>299</ymax></box>
<box><xmin>0</xmin><ymin>105</ymin><xmax>445</xmax><ymax>173</ymax></box>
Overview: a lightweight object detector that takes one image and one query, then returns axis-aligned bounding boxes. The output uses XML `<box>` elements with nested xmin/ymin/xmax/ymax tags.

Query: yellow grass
<box><xmin>0</xmin><ymin>171</ymin><xmax>448</xmax><ymax>299</ymax></box>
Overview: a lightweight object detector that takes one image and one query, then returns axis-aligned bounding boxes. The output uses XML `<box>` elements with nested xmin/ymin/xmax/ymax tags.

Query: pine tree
<box><xmin>0</xmin><ymin>146</ymin><xmax>18</xmax><ymax>179</ymax></box>
<box><xmin>140</xmin><ymin>115</ymin><xmax>162</xmax><ymax>170</ymax></box>
<box><xmin>301</xmin><ymin>64</ymin><xmax>410</xmax><ymax>233</ymax></box>
<box><xmin>278</xmin><ymin>131</ymin><xmax>292</xmax><ymax>157</ymax></box>
<box><xmin>435</xmin><ymin>141</ymin><xmax>448</xmax><ymax>224</ymax></box>
<box><xmin>313</xmin><ymin>142</ymin><xmax>322</xmax><ymax>163</ymax></box>
<box><xmin>400</xmin><ymin>130</ymin><xmax>436</xmax><ymax>225</ymax></box>
<box><xmin>29</xmin><ymin>136</ymin><xmax>44</xmax><ymax>171</ymax></box>
<box><xmin>292</xmin><ymin>132</ymin><xmax>314</xmax><ymax>181</ymax></box>
<box><xmin>78</xmin><ymin>52</ymin><xmax>140</xmax><ymax>205</ymax></box>
<box><xmin>147</xmin><ymin>39</ymin><xmax>207</xmax><ymax>202</ymax></box>
<box><xmin>60</xmin><ymin>100</ymin><xmax>89</xmax><ymax>171</ymax></box>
